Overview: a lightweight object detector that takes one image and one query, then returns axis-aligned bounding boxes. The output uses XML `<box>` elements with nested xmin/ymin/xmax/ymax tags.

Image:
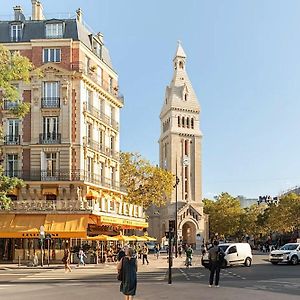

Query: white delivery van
<box><xmin>202</xmin><ymin>243</ymin><xmax>253</xmax><ymax>268</ymax></box>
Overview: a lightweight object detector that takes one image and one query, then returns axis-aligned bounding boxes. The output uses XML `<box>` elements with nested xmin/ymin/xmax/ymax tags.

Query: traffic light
<box><xmin>169</xmin><ymin>220</ymin><xmax>175</xmax><ymax>232</ymax></box>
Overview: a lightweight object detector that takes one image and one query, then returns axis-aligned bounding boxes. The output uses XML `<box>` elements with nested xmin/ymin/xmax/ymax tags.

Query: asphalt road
<box><xmin>0</xmin><ymin>254</ymin><xmax>299</xmax><ymax>299</ymax></box>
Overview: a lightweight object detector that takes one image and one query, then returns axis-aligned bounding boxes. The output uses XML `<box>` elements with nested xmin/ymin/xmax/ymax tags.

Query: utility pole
<box><xmin>174</xmin><ymin>157</ymin><xmax>180</xmax><ymax>258</ymax></box>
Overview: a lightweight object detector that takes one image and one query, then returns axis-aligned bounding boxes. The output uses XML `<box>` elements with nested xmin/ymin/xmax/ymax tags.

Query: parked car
<box><xmin>269</xmin><ymin>243</ymin><xmax>300</xmax><ymax>265</ymax></box>
<box><xmin>202</xmin><ymin>243</ymin><xmax>252</xmax><ymax>268</ymax></box>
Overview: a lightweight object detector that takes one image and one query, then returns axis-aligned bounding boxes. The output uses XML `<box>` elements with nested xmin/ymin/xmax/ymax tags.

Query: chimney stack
<box><xmin>13</xmin><ymin>6</ymin><xmax>24</xmax><ymax>21</ymax></box>
<box><xmin>31</xmin><ymin>0</ymin><xmax>44</xmax><ymax>21</ymax></box>
<box><xmin>76</xmin><ymin>8</ymin><xmax>83</xmax><ymax>23</ymax></box>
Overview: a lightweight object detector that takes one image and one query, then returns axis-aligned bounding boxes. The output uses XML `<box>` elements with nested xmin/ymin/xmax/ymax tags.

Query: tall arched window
<box><xmin>179</xmin><ymin>61</ymin><xmax>183</xmax><ymax>69</ymax></box>
<box><xmin>178</xmin><ymin>116</ymin><xmax>181</xmax><ymax>127</ymax></box>
<box><xmin>186</xmin><ymin>117</ymin><xmax>190</xmax><ymax>128</ymax></box>
<box><xmin>184</xmin><ymin>93</ymin><xmax>188</xmax><ymax>101</ymax></box>
<box><xmin>184</xmin><ymin>139</ymin><xmax>188</xmax><ymax>155</ymax></box>
<box><xmin>182</xmin><ymin>117</ymin><xmax>185</xmax><ymax>127</ymax></box>
<box><xmin>191</xmin><ymin>118</ymin><xmax>194</xmax><ymax>129</ymax></box>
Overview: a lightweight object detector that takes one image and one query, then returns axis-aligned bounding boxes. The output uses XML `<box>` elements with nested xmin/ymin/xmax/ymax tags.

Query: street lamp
<box><xmin>173</xmin><ymin>160</ymin><xmax>180</xmax><ymax>258</ymax></box>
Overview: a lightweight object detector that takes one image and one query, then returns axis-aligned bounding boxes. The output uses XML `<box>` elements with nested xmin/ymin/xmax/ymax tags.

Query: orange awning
<box><xmin>42</xmin><ymin>188</ymin><xmax>58</xmax><ymax>195</ymax></box>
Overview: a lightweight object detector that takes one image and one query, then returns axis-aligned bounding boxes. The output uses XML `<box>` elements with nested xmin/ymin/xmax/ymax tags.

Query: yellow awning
<box><xmin>87</xmin><ymin>235</ymin><xmax>118</xmax><ymax>241</ymax></box>
<box><xmin>44</xmin><ymin>214</ymin><xmax>89</xmax><ymax>238</ymax></box>
<box><xmin>98</xmin><ymin>216</ymin><xmax>148</xmax><ymax>229</ymax></box>
<box><xmin>0</xmin><ymin>214</ymin><xmax>45</xmax><ymax>238</ymax></box>
<box><xmin>128</xmin><ymin>235</ymin><xmax>148</xmax><ymax>242</ymax></box>
<box><xmin>42</xmin><ymin>188</ymin><xmax>58</xmax><ymax>195</ymax></box>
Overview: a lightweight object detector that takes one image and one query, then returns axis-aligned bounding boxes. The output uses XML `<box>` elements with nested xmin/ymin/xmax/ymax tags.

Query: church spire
<box><xmin>174</xmin><ymin>40</ymin><xmax>187</xmax><ymax>59</ymax></box>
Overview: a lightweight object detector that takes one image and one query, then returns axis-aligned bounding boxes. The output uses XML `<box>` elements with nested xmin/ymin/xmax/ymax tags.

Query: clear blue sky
<box><xmin>3</xmin><ymin>0</ymin><xmax>300</xmax><ymax>199</ymax></box>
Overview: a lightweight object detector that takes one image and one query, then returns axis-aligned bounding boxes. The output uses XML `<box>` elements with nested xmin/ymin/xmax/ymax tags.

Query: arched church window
<box><xmin>182</xmin><ymin>117</ymin><xmax>185</xmax><ymax>127</ymax></box>
<box><xmin>186</xmin><ymin>117</ymin><xmax>190</xmax><ymax>128</ymax></box>
<box><xmin>165</xmin><ymin>98</ymin><xmax>167</xmax><ymax>104</ymax></box>
<box><xmin>178</xmin><ymin>116</ymin><xmax>181</xmax><ymax>127</ymax></box>
<box><xmin>191</xmin><ymin>118</ymin><xmax>194</xmax><ymax>129</ymax></box>
<box><xmin>179</xmin><ymin>61</ymin><xmax>183</xmax><ymax>69</ymax></box>
<box><xmin>184</xmin><ymin>93</ymin><xmax>188</xmax><ymax>101</ymax></box>
<box><xmin>174</xmin><ymin>62</ymin><xmax>177</xmax><ymax>70</ymax></box>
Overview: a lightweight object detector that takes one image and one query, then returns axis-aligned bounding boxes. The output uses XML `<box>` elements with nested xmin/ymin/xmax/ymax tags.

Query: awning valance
<box><xmin>98</xmin><ymin>216</ymin><xmax>148</xmax><ymax>229</ymax></box>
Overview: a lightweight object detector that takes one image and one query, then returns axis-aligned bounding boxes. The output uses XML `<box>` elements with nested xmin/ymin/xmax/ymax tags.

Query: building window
<box><xmin>97</xmin><ymin>66</ymin><xmax>102</xmax><ymax>85</ymax></box>
<box><xmin>43</xmin><ymin>48</ymin><xmax>61</xmax><ymax>63</ymax></box>
<box><xmin>182</xmin><ymin>117</ymin><xmax>185</xmax><ymax>128</ymax></box>
<box><xmin>42</xmin><ymin>82</ymin><xmax>60</xmax><ymax>108</ymax></box>
<box><xmin>100</xmin><ymin>162</ymin><xmax>104</xmax><ymax>181</ymax></box>
<box><xmin>84</xmin><ymin>56</ymin><xmax>90</xmax><ymax>74</ymax></box>
<box><xmin>109</xmin><ymin>76</ymin><xmax>113</xmax><ymax>93</ymax></box>
<box><xmin>99</xmin><ymin>130</ymin><xmax>104</xmax><ymax>147</ymax></box>
<box><xmin>184</xmin><ymin>93</ymin><xmax>188</xmax><ymax>101</ymax></box>
<box><xmin>186</xmin><ymin>117</ymin><xmax>190</xmax><ymax>128</ymax></box>
<box><xmin>86</xmin><ymin>157</ymin><xmax>94</xmax><ymax>179</ymax></box>
<box><xmin>6</xmin><ymin>154</ymin><xmax>18</xmax><ymax>177</ymax></box>
<box><xmin>93</xmin><ymin>41</ymin><xmax>102</xmax><ymax>58</ymax></box>
<box><xmin>45</xmin><ymin>152</ymin><xmax>57</xmax><ymax>177</ymax></box>
<box><xmin>178</xmin><ymin>116</ymin><xmax>181</xmax><ymax>127</ymax></box>
<box><xmin>87</xmin><ymin>123</ymin><xmax>92</xmax><ymax>141</ymax></box>
<box><xmin>191</xmin><ymin>118</ymin><xmax>194</xmax><ymax>129</ymax></box>
<box><xmin>184</xmin><ymin>140</ymin><xmax>188</xmax><ymax>156</ymax></box>
<box><xmin>86</xmin><ymin>89</ymin><xmax>93</xmax><ymax>107</ymax></box>
<box><xmin>42</xmin><ymin>116</ymin><xmax>59</xmax><ymax>142</ymax></box>
<box><xmin>6</xmin><ymin>119</ymin><xmax>20</xmax><ymax>144</ymax></box>
<box><xmin>45</xmin><ymin>23</ymin><xmax>63</xmax><ymax>38</ymax></box>
<box><xmin>11</xmin><ymin>24</ymin><xmax>22</xmax><ymax>42</ymax></box>
<box><xmin>110</xmin><ymin>167</ymin><xmax>115</xmax><ymax>184</ymax></box>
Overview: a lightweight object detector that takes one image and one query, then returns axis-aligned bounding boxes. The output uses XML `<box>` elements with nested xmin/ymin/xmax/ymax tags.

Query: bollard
<box><xmin>18</xmin><ymin>256</ymin><xmax>20</xmax><ymax>267</ymax></box>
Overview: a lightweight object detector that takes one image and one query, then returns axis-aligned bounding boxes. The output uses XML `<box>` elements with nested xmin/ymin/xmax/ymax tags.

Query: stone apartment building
<box><xmin>0</xmin><ymin>1</ymin><xmax>147</xmax><ymax>262</ymax></box>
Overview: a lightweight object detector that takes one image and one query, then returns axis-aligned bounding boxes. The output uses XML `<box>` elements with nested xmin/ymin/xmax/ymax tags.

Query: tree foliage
<box><xmin>0</xmin><ymin>45</ymin><xmax>32</xmax><ymax>209</ymax></box>
<box><xmin>204</xmin><ymin>192</ymin><xmax>300</xmax><ymax>240</ymax></box>
<box><xmin>120</xmin><ymin>152</ymin><xmax>173</xmax><ymax>208</ymax></box>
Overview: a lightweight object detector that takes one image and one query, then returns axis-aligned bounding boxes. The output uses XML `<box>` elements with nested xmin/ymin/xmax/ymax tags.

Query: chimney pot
<box><xmin>31</xmin><ymin>0</ymin><xmax>44</xmax><ymax>21</ymax></box>
<box><xmin>13</xmin><ymin>5</ymin><xmax>24</xmax><ymax>21</ymax></box>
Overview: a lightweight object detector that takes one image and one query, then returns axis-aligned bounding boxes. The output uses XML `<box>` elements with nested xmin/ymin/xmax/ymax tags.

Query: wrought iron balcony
<box><xmin>39</xmin><ymin>133</ymin><xmax>61</xmax><ymax>144</ymax></box>
<box><xmin>83</xmin><ymin>137</ymin><xmax>119</xmax><ymax>160</ymax></box>
<box><xmin>4</xmin><ymin>135</ymin><xmax>20</xmax><ymax>145</ymax></box>
<box><xmin>83</xmin><ymin>102</ymin><xmax>119</xmax><ymax>131</ymax></box>
<box><xmin>41</xmin><ymin>97</ymin><xmax>60</xmax><ymax>108</ymax></box>
<box><xmin>3</xmin><ymin>169</ymin><xmax>126</xmax><ymax>193</ymax></box>
<box><xmin>2</xmin><ymin>100</ymin><xmax>19</xmax><ymax>110</ymax></box>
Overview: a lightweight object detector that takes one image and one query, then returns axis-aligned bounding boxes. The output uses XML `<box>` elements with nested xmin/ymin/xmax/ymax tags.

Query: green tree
<box><xmin>203</xmin><ymin>192</ymin><xmax>243</xmax><ymax>238</ymax></box>
<box><xmin>0</xmin><ymin>45</ymin><xmax>33</xmax><ymax>209</ymax></box>
<box><xmin>120</xmin><ymin>152</ymin><xmax>174</xmax><ymax>208</ymax></box>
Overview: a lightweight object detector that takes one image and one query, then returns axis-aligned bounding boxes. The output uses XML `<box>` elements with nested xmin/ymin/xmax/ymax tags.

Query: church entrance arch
<box><xmin>182</xmin><ymin>221</ymin><xmax>196</xmax><ymax>248</ymax></box>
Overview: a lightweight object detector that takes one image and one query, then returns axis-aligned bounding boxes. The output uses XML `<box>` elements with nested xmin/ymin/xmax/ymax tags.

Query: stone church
<box><xmin>148</xmin><ymin>42</ymin><xmax>208</xmax><ymax>248</ymax></box>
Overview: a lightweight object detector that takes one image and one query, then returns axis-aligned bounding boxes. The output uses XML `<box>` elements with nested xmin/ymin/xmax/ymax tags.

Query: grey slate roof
<box><xmin>0</xmin><ymin>18</ymin><xmax>113</xmax><ymax>70</ymax></box>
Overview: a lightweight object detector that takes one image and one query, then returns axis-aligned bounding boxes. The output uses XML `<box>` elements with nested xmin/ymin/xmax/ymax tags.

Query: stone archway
<box><xmin>182</xmin><ymin>221</ymin><xmax>197</xmax><ymax>248</ymax></box>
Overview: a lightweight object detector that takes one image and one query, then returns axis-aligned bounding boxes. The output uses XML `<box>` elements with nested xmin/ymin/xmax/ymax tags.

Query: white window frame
<box><xmin>43</xmin><ymin>116</ymin><xmax>59</xmax><ymax>141</ymax></box>
<box><xmin>43</xmin><ymin>48</ymin><xmax>61</xmax><ymax>63</ymax></box>
<box><xmin>11</xmin><ymin>24</ymin><xmax>22</xmax><ymax>41</ymax></box>
<box><xmin>6</xmin><ymin>154</ymin><xmax>18</xmax><ymax>177</ymax></box>
<box><xmin>7</xmin><ymin>119</ymin><xmax>19</xmax><ymax>143</ymax></box>
<box><xmin>45</xmin><ymin>23</ymin><xmax>63</xmax><ymax>38</ymax></box>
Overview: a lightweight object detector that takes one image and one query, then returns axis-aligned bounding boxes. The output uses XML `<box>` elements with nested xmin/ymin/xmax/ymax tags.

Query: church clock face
<box><xmin>182</xmin><ymin>155</ymin><xmax>190</xmax><ymax>166</ymax></box>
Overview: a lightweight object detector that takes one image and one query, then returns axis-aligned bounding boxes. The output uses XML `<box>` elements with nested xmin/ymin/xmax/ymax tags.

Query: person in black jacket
<box><xmin>208</xmin><ymin>240</ymin><xmax>224</xmax><ymax>287</ymax></box>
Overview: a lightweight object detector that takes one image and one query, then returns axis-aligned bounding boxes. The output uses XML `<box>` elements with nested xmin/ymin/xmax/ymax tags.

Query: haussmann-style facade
<box><xmin>0</xmin><ymin>1</ymin><xmax>147</xmax><ymax>263</ymax></box>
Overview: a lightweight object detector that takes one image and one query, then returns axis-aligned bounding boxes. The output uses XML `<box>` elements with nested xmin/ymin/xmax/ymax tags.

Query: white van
<box><xmin>202</xmin><ymin>243</ymin><xmax>253</xmax><ymax>268</ymax></box>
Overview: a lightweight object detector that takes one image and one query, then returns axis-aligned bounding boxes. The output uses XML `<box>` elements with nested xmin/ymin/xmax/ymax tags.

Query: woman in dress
<box><xmin>117</xmin><ymin>247</ymin><xmax>137</xmax><ymax>300</ymax></box>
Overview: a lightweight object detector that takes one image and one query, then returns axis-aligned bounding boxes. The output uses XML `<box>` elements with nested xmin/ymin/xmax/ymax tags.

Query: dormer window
<box><xmin>45</xmin><ymin>23</ymin><xmax>63</xmax><ymax>39</ymax></box>
<box><xmin>11</xmin><ymin>24</ymin><xmax>22</xmax><ymax>42</ymax></box>
<box><xmin>93</xmin><ymin>40</ymin><xmax>102</xmax><ymax>58</ymax></box>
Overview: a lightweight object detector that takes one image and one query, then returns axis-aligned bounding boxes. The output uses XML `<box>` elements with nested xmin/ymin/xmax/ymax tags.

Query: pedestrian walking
<box><xmin>208</xmin><ymin>240</ymin><xmax>224</xmax><ymax>287</ymax></box>
<box><xmin>178</xmin><ymin>245</ymin><xmax>183</xmax><ymax>258</ymax></box>
<box><xmin>117</xmin><ymin>246</ymin><xmax>126</xmax><ymax>261</ymax></box>
<box><xmin>62</xmin><ymin>243</ymin><xmax>72</xmax><ymax>273</ymax></box>
<box><xmin>185</xmin><ymin>244</ymin><xmax>193</xmax><ymax>267</ymax></box>
<box><xmin>154</xmin><ymin>245</ymin><xmax>159</xmax><ymax>259</ymax></box>
<box><xmin>142</xmin><ymin>245</ymin><xmax>149</xmax><ymax>265</ymax></box>
<box><xmin>77</xmin><ymin>248</ymin><xmax>86</xmax><ymax>267</ymax></box>
<box><xmin>117</xmin><ymin>247</ymin><xmax>137</xmax><ymax>300</ymax></box>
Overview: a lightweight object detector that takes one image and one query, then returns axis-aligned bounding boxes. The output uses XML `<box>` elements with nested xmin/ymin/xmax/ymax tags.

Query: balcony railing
<box><xmin>4</xmin><ymin>135</ymin><xmax>20</xmax><ymax>145</ymax></box>
<box><xmin>2</xmin><ymin>100</ymin><xmax>19</xmax><ymax>110</ymax></box>
<box><xmin>39</xmin><ymin>133</ymin><xmax>61</xmax><ymax>144</ymax></box>
<box><xmin>3</xmin><ymin>169</ymin><xmax>126</xmax><ymax>193</ymax></box>
<box><xmin>41</xmin><ymin>97</ymin><xmax>60</xmax><ymax>108</ymax></box>
<box><xmin>83</xmin><ymin>102</ymin><xmax>119</xmax><ymax>130</ymax></box>
<box><xmin>70</xmin><ymin>61</ymin><xmax>124</xmax><ymax>104</ymax></box>
<box><xmin>83</xmin><ymin>137</ymin><xmax>119</xmax><ymax>160</ymax></box>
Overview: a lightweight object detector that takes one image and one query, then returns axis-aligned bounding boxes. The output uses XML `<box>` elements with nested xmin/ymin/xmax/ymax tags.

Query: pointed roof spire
<box><xmin>174</xmin><ymin>40</ymin><xmax>187</xmax><ymax>59</ymax></box>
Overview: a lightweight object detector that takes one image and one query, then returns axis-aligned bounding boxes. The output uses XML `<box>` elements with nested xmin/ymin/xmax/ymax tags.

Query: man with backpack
<box><xmin>208</xmin><ymin>240</ymin><xmax>225</xmax><ymax>287</ymax></box>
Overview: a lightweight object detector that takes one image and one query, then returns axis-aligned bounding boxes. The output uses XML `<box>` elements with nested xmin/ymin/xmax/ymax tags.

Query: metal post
<box><xmin>41</xmin><ymin>240</ymin><xmax>44</xmax><ymax>267</ymax></box>
<box><xmin>18</xmin><ymin>256</ymin><xmax>20</xmax><ymax>267</ymax></box>
<box><xmin>175</xmin><ymin>158</ymin><xmax>178</xmax><ymax>258</ymax></box>
<box><xmin>168</xmin><ymin>230</ymin><xmax>172</xmax><ymax>284</ymax></box>
<box><xmin>47</xmin><ymin>239</ymin><xmax>50</xmax><ymax>267</ymax></box>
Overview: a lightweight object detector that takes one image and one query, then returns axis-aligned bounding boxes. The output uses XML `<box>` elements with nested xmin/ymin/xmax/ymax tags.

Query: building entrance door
<box><xmin>182</xmin><ymin>221</ymin><xmax>196</xmax><ymax>248</ymax></box>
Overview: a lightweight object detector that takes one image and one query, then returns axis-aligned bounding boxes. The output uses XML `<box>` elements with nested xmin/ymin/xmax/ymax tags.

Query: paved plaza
<box><xmin>0</xmin><ymin>253</ymin><xmax>299</xmax><ymax>299</ymax></box>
